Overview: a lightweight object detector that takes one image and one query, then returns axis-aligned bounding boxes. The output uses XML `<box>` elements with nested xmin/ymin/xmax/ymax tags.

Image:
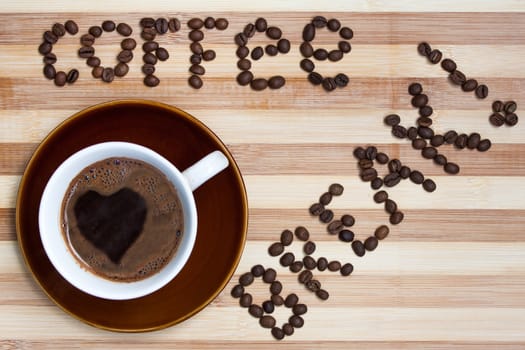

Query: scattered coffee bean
<box><xmin>309</xmin><ymin>202</ymin><xmax>324</xmax><ymax>216</ymax></box>
<box><xmin>303</xmin><ymin>256</ymin><xmax>317</xmax><ymax>270</ymax></box>
<box><xmin>168</xmin><ymin>18</ymin><xmax>181</xmax><ymax>32</ymax></box>
<box><xmin>462</xmin><ymin>79</ymin><xmax>478</xmax><ymax>92</ymax></box>
<box><xmin>328</xmin><ymin>50</ymin><xmax>343</xmax><ymax>62</ymax></box>
<box><xmin>334</xmin><ymin>73</ymin><xmax>349</xmax><ymax>87</ymax></box>
<box><xmin>422</xmin><ymin>146</ymin><xmax>438</xmax><ymax>159</ymax></box>
<box><xmin>121</xmin><ymin>38</ymin><xmax>136</xmax><ymax>50</ymax></box>
<box><xmin>52</xmin><ymin>23</ymin><xmax>66</xmax><ymax>37</ymax></box>
<box><xmin>101</xmin><ymin>67</ymin><xmax>114</xmax><ymax>82</ymax></box>
<box><xmin>143</xmin><ymin>52</ymin><xmax>157</xmax><ymax>65</ymax></box>
<box><xmin>376</xmin><ymin>152</ymin><xmax>389</xmax><ymax>164</ymax></box>
<box><xmin>388</xmin><ymin>159</ymin><xmax>402</xmax><ymax>173</ymax></box>
<box><xmin>144</xmin><ymin>74</ymin><xmax>160</xmax><ymax>87</ymax></box>
<box><xmin>327</xmin><ymin>18</ymin><xmax>341</xmax><ymax>31</ymax></box>
<box><xmin>240</xmin><ymin>293</ymin><xmax>252</xmax><ymax>307</ymax></box>
<box><xmin>308</xmin><ymin>72</ymin><xmax>323</xmax><ymax>85</ymax></box>
<box><xmin>329</xmin><ymin>183</ymin><xmax>344</xmax><ymax>195</ymax></box>
<box><xmin>455</xmin><ymin>133</ymin><xmax>468</xmax><ymax>149</ymax></box>
<box><xmin>215</xmin><ymin>18</ymin><xmax>229</xmax><ymax>30</ymax></box>
<box><xmin>263</xmin><ymin>268</ymin><xmax>277</xmax><ymax>283</ymax></box>
<box><xmin>101</xmin><ymin>20</ymin><xmax>116</xmax><ymax>32</ymax></box>
<box><xmin>384</xmin><ymin>114</ymin><xmax>400</xmax><ymax>126</ymax></box>
<box><xmin>434</xmin><ymin>154</ymin><xmax>447</xmax><ymax>166</ymax></box>
<box><xmin>417</xmin><ymin>116</ymin><xmax>432</xmax><ymax>127</ymax></box>
<box><xmin>265</xmin><ymin>44</ymin><xmax>279</xmax><ymax>56</ymax></box>
<box><xmin>327</xmin><ymin>261</ymin><xmax>341</xmax><ymax>272</ymax></box>
<box><xmin>407</xmin><ymin>127</ymin><xmax>418</xmax><ymax>140</ymax></box>
<box><xmin>43</xmin><ymin>53</ymin><xmax>57</xmax><ymax>64</ymax></box>
<box><xmin>322</xmin><ymin>77</ymin><xmax>338</xmax><ymax>91</ymax></box>
<box><xmin>251</xmin><ymin>264</ymin><xmax>265</xmax><ymax>277</ymax></box>
<box><xmin>384</xmin><ymin>199</ymin><xmax>397</xmax><ymax>214</ymax></box>
<box><xmin>116</xmin><ymin>23</ymin><xmax>132</xmax><ymax>36</ymax></box>
<box><xmin>417</xmin><ymin>42</ymin><xmax>431</xmax><ymax>56</ymax></box>
<box><xmin>268</xmin><ymin>76</ymin><xmax>286</xmax><ymax>89</ymax></box>
<box><xmin>390</xmin><ymin>211</ymin><xmax>404</xmax><ymax>225</ymax></box>
<box><xmin>92</xmin><ymin>66</ymin><xmax>103</xmax><ymax>78</ymax></box>
<box><xmin>384</xmin><ymin>172</ymin><xmax>401</xmax><ymax>187</ymax></box>
<box><xmin>475</xmin><ymin>84</ymin><xmax>489</xmax><ymax>99</ymax></box>
<box><xmin>64</xmin><ymin>20</ymin><xmax>79</xmax><ymax>35</ymax></box>
<box><xmin>251</xmin><ymin>78</ymin><xmax>268</xmax><ymax>91</ymax></box>
<box><xmin>295</xmin><ymin>226</ymin><xmax>310</xmax><ymax>241</ymax></box>
<box><xmin>317</xmin><ymin>257</ymin><xmax>328</xmax><ymax>271</ymax></box>
<box><xmin>412</xmin><ymin>94</ymin><xmax>428</xmax><ymax>108</ymax></box>
<box><xmin>292</xmin><ymin>303</ymin><xmax>308</xmax><ymax>316</ymax></box>
<box><xmin>117</xmin><ymin>49</ymin><xmax>133</xmax><ymax>63</ymax></box>
<box><xmin>141</xmin><ymin>27</ymin><xmax>157</xmax><ymax>41</ymax></box>
<box><xmin>255</xmin><ymin>18</ymin><xmax>267</xmax><ymax>32</ymax></box>
<box><xmin>204</xmin><ymin>17</ymin><xmax>215</xmax><ymax>29</ymax></box>
<box><xmin>43</xmin><ymin>64</ymin><xmax>56</xmax><ymax>79</ymax></box>
<box><xmin>154</xmin><ymin>18</ymin><xmax>168</xmax><ymax>34</ymax></box>
<box><xmin>78</xmin><ymin>46</ymin><xmax>95</xmax><ymax>58</ymax></box>
<box><xmin>364</xmin><ymin>236</ymin><xmax>378</xmax><ymax>251</ymax></box>
<box><xmin>444</xmin><ymin>130</ymin><xmax>458</xmax><ymax>144</ymax></box>
<box><xmin>237</xmin><ymin>71</ymin><xmax>254</xmax><ymax>86</ymax></box>
<box><xmin>340</xmin><ymin>263</ymin><xmax>354</xmax><ymax>276</ymax></box>
<box><xmin>374</xmin><ymin>190</ymin><xmax>388</xmax><ymax>203</ymax></box>
<box><xmin>419</xmin><ymin>105</ymin><xmax>433</xmax><ymax>118</ymax></box>
<box><xmin>361</xmin><ymin>168</ymin><xmax>378</xmax><ymax>182</ymax></box>
<box><xmin>338</xmin><ymin>229</ymin><xmax>355</xmax><ymax>242</ymax></box>
<box><xmin>505</xmin><ymin>113</ymin><xmax>518</xmax><ymax>126</ymax></box>
<box><xmin>280</xmin><ymin>252</ymin><xmax>295</xmax><ymax>267</ymax></box>
<box><xmin>392</xmin><ymin>125</ymin><xmax>407</xmax><ymax>138</ymax></box>
<box><xmin>271</xmin><ymin>294</ymin><xmax>284</xmax><ymax>306</ymax></box>
<box><xmin>277</xmin><ymin>38</ymin><xmax>291</xmax><ymax>53</ymax></box>
<box><xmin>272</xmin><ymin>327</ymin><xmax>285</xmax><ymax>340</ymax></box>
<box><xmin>239</xmin><ymin>272</ymin><xmax>254</xmax><ymax>286</ymax></box>
<box><xmin>268</xmin><ymin>242</ymin><xmax>284</xmax><ymax>256</ymax></box>
<box><xmin>399</xmin><ymin>166</ymin><xmax>411</xmax><ymax>179</ymax></box>
<box><xmin>303</xmin><ymin>23</ymin><xmax>315</xmax><ymax>41</ymax></box>
<box><xmin>249</xmin><ymin>304</ymin><xmax>264</xmax><ymax>318</ymax></box>
<box><xmin>189</xmin><ymin>75</ymin><xmax>203</xmax><ymax>89</ymax></box>
<box><xmin>190</xmin><ymin>64</ymin><xmax>205</xmax><ymax>75</ymax></box>
<box><xmin>260</xmin><ymin>315</ymin><xmax>276</xmax><ymax>328</ymax></box>
<box><xmin>143</xmin><ymin>41</ymin><xmax>159</xmax><ymax>52</ymax></box>
<box><xmin>319</xmin><ymin>209</ymin><xmax>334</xmax><ymax>223</ymax></box>
<box><xmin>504</xmin><ymin>101</ymin><xmax>517</xmax><ymax>114</ymax></box>
<box><xmin>142</xmin><ymin>63</ymin><xmax>155</xmax><ymax>75</ymax></box>
<box><xmin>430</xmin><ymin>134</ymin><xmax>445</xmax><ymax>147</ymax></box>
<box><xmin>290</xmin><ymin>261</ymin><xmax>303</xmax><ymax>273</ymax></box>
<box><xmin>374</xmin><ymin>225</ymin><xmax>390</xmax><ymax>240</ymax></box>
<box><xmin>298</xmin><ymin>270</ymin><xmax>313</xmax><ymax>284</ymax></box>
<box><xmin>412</xmin><ymin>138</ymin><xmax>427</xmax><ymax>150</ymax></box>
<box><xmin>313</xmin><ymin>48</ymin><xmax>328</xmax><ymax>61</ymax></box>
<box><xmin>312</xmin><ymin>15</ymin><xmax>327</xmax><ymax>28</ymax></box>
<box><xmin>280</xmin><ymin>229</ymin><xmax>293</xmax><ymax>246</ymax></box>
<box><xmin>477</xmin><ymin>139</ymin><xmax>492</xmax><ymax>152</ymax></box>
<box><xmin>284</xmin><ymin>293</ymin><xmax>299</xmax><ymax>307</ymax></box>
<box><xmin>449</xmin><ymin>70</ymin><xmax>466</xmax><ymax>85</ymax></box>
<box><xmin>243</xmin><ymin>23</ymin><xmax>256</xmax><ymax>38</ymax></box>
<box><xmin>140</xmin><ymin>17</ymin><xmax>155</xmax><ymax>28</ymax></box>
<box><xmin>444</xmin><ymin>162</ymin><xmax>460</xmax><ymax>174</ymax></box>
<box><xmin>338</xmin><ymin>40</ymin><xmax>351</xmax><ymax>53</ymax></box>
<box><xmin>66</xmin><ymin>69</ymin><xmax>79</xmax><ymax>83</ymax></box>
<box><xmin>316</xmin><ymin>289</ymin><xmax>329</xmax><ymax>300</ymax></box>
<box><xmin>339</xmin><ymin>26</ymin><xmax>353</xmax><ymax>39</ymax></box>
<box><xmin>418</xmin><ymin>126</ymin><xmax>434</xmax><ymax>139</ymax></box>
<box><xmin>408</xmin><ymin>82</ymin><xmax>423</xmax><ymax>96</ymax></box>
<box><xmin>283</xmin><ymin>323</ymin><xmax>294</xmax><ymax>336</ymax></box>
<box><xmin>43</xmin><ymin>31</ymin><xmax>58</xmax><ymax>44</ymax></box>
<box><xmin>190</xmin><ymin>42</ymin><xmax>203</xmax><ymax>55</ymax></box>
<box><xmin>409</xmin><ymin>170</ymin><xmax>424</xmax><ymax>184</ymax></box>
<box><xmin>237</xmin><ymin>59</ymin><xmax>251</xmax><ymax>71</ymax></box>
<box><xmin>270</xmin><ymin>281</ymin><xmax>283</xmax><ymax>295</ymax></box>
<box><xmin>289</xmin><ymin>315</ymin><xmax>305</xmax><ymax>328</ymax></box>
<box><xmin>202</xmin><ymin>49</ymin><xmax>216</xmax><ymax>61</ymax></box>
<box><xmin>352</xmin><ymin>240</ymin><xmax>365</xmax><ymax>257</ymax></box>
<box><xmin>188</xmin><ymin>18</ymin><xmax>204</xmax><ymax>30</ymax></box>
<box><xmin>428</xmin><ymin>49</ymin><xmax>442</xmax><ymax>64</ymax></box>
<box><xmin>300</xmin><ymin>58</ymin><xmax>315</xmax><ymax>72</ymax></box>
<box><xmin>422</xmin><ymin>178</ymin><xmax>437</xmax><ymax>192</ymax></box>
<box><xmin>189</xmin><ymin>29</ymin><xmax>204</xmax><ymax>42</ymax></box>
<box><xmin>303</xmin><ymin>241</ymin><xmax>316</xmax><ymax>255</ymax></box>
<box><xmin>305</xmin><ymin>279</ymin><xmax>321</xmax><ymax>292</ymax></box>
<box><xmin>231</xmin><ymin>284</ymin><xmax>244</xmax><ymax>298</ymax></box>
<box><xmin>492</xmin><ymin>100</ymin><xmax>504</xmax><ymax>113</ymax></box>
<box><xmin>441</xmin><ymin>58</ymin><xmax>457</xmax><ymax>72</ymax></box>
<box><xmin>251</xmin><ymin>46</ymin><xmax>264</xmax><ymax>60</ymax></box>
<box><xmin>266</xmin><ymin>26</ymin><xmax>282</xmax><ymax>40</ymax></box>
<box><xmin>467</xmin><ymin>132</ymin><xmax>481</xmax><ymax>149</ymax></box>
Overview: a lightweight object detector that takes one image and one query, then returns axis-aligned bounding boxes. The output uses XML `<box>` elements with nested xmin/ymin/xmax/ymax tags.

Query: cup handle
<box><xmin>182</xmin><ymin>151</ymin><xmax>229</xmax><ymax>191</ymax></box>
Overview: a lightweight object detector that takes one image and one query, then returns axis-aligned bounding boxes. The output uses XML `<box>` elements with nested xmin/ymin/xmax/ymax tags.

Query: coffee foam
<box><xmin>61</xmin><ymin>157</ymin><xmax>184</xmax><ymax>282</ymax></box>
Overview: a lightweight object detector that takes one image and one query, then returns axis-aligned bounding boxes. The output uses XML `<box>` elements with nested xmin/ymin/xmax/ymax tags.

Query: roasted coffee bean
<box><xmin>365</xmin><ymin>146</ymin><xmax>377</xmax><ymax>160</ymax></box>
<box><xmin>236</xmin><ymin>71</ymin><xmax>253</xmax><ymax>86</ymax></box>
<box><xmin>361</xmin><ymin>168</ymin><xmax>378</xmax><ymax>182</ymax></box>
<box><xmin>292</xmin><ymin>303</ymin><xmax>308</xmax><ymax>316</ymax></box>
<box><xmin>312</xmin><ymin>16</ymin><xmax>327</xmax><ymax>28</ymax></box>
<box><xmin>38</xmin><ymin>42</ymin><xmax>52</xmax><ymax>55</ymax></box>
<box><xmin>374</xmin><ymin>190</ymin><xmax>388</xmax><ymax>203</ymax></box>
<box><xmin>375</xmin><ymin>225</ymin><xmax>390</xmax><ymax>240</ymax></box>
<box><xmin>467</xmin><ymin>132</ymin><xmax>481</xmax><ymax>149</ymax></box>
<box><xmin>384</xmin><ymin>114</ymin><xmax>400</xmax><ymax>126</ymax></box>
<box><xmin>268</xmin><ymin>76</ymin><xmax>286</xmax><ymax>89</ymax></box>
<box><xmin>492</xmin><ymin>100</ymin><xmax>504</xmax><ymax>113</ymax></box>
<box><xmin>321</xmin><ymin>76</ymin><xmax>336</xmax><ymax>90</ymax></box>
<box><xmin>54</xmin><ymin>71</ymin><xmax>67</xmax><ymax>86</ymax></box>
<box><xmin>338</xmin><ymin>40</ymin><xmax>351</xmax><ymax>53</ymax></box>
<box><xmin>422</xmin><ymin>146</ymin><xmax>438</xmax><ymax>159</ymax></box>
<box><xmin>408</xmin><ymin>82</ymin><xmax>423</xmax><ymax>96</ymax></box>
<box><xmin>339</xmin><ymin>263</ymin><xmax>353</xmax><ymax>276</ymax></box>
<box><xmin>489</xmin><ymin>113</ymin><xmax>505</xmax><ymax>126</ymax></box>
<box><xmin>250</xmin><ymin>78</ymin><xmax>268</xmax><ymax>91</ymax></box>
<box><xmin>428</xmin><ymin>49</ymin><xmax>442</xmax><ymax>64</ymax></box>
<box><xmin>190</xmin><ymin>41</ymin><xmax>203</xmax><ymax>54</ymax></box>
<box><xmin>116</xmin><ymin>23</ymin><xmax>132</xmax><ymax>36</ymax></box>
<box><xmin>384</xmin><ymin>172</ymin><xmax>401</xmax><ymax>187</ymax></box>
<box><xmin>475</xmin><ymin>84</ymin><xmax>489</xmax><ymax>99</ymax></box>
<box><xmin>270</xmin><ymin>281</ymin><xmax>283</xmax><ymax>295</ymax></box>
<box><xmin>407</xmin><ymin>127</ymin><xmax>418</xmax><ymax>140</ymax></box>
<box><xmin>263</xmin><ymin>268</ymin><xmax>277</xmax><ymax>283</ymax></box>
<box><xmin>104</xmin><ymin>62</ymin><xmax>125</xmax><ymax>80</ymax></box>
<box><xmin>243</xmin><ymin>23</ymin><xmax>255</xmax><ymax>38</ymax></box>
<box><xmin>251</xmin><ymin>264</ymin><xmax>265</xmax><ymax>277</ymax></box>
<box><xmin>239</xmin><ymin>272</ymin><xmax>254</xmax><ymax>286</ymax></box>
<box><xmin>289</xmin><ymin>315</ymin><xmax>304</xmax><ymax>328</ymax></box>
<box><xmin>412</xmin><ymin>138</ymin><xmax>427</xmax><ymax>150</ymax></box>
<box><xmin>390</xmin><ymin>211</ymin><xmax>404</xmax><ymax>225</ymax></box>
<box><xmin>422</xmin><ymin>178</ymin><xmax>436</xmax><ymax>192</ymax></box>
<box><xmin>418</xmin><ymin>126</ymin><xmax>434</xmax><ymax>139</ymax></box>
<box><xmin>271</xmin><ymin>294</ymin><xmax>284</xmax><ymax>306</ymax></box>
<box><xmin>117</xmin><ymin>49</ymin><xmax>133</xmax><ymax>63</ymax></box>
<box><xmin>43</xmin><ymin>30</ymin><xmax>58</xmax><ymax>44</ymax></box>
<box><xmin>433</xmin><ymin>154</ymin><xmax>447</xmax><ymax>166</ymax></box>
<box><xmin>328</xmin><ymin>50</ymin><xmax>343</xmax><ymax>61</ymax></box>
<box><xmin>78</xmin><ymin>46</ymin><xmax>95</xmax><ymax>58</ymax></box>
<box><xmin>290</xmin><ymin>261</ymin><xmax>303</xmax><ymax>273</ymax></box>
<box><xmin>284</xmin><ymin>293</ymin><xmax>299</xmax><ymax>307</ymax></box>
<box><xmin>353</xmin><ymin>146</ymin><xmax>366</xmax><ymax>159</ymax></box>
<box><xmin>385</xmin><ymin>198</ymin><xmax>397</xmax><ymax>214</ymax></box>
<box><xmin>141</xmin><ymin>27</ymin><xmax>157</xmax><ymax>41</ymax></box>
<box><xmin>430</xmin><ymin>134</ymin><xmax>445</xmax><ymax>147</ymax></box>
<box><xmin>308</xmin><ymin>72</ymin><xmax>323</xmax><ymax>85</ymax></box>
<box><xmin>359</xmin><ymin>158</ymin><xmax>373</xmax><ymax>169</ymax></box>
<box><xmin>190</xmin><ymin>29</ymin><xmax>204</xmax><ymax>42</ymax></box>
<box><xmin>339</xmin><ymin>26</ymin><xmax>353</xmax><ymax>39</ymax></box>
<box><xmin>409</xmin><ymin>170</ymin><xmax>424</xmax><ymax>184</ymax></box>
<box><xmin>419</xmin><ymin>105</ymin><xmax>433</xmax><ymax>118</ymax></box>
<box><xmin>441</xmin><ymin>58</ymin><xmax>457</xmax><ymax>72</ymax></box>
<box><xmin>268</xmin><ymin>242</ymin><xmax>284</xmax><ymax>256</ymax></box>
<box><xmin>338</xmin><ymin>229</ymin><xmax>355</xmax><ymax>242</ymax></box>
<box><xmin>327</xmin><ymin>18</ymin><xmax>341</xmax><ymax>31</ymax></box>
<box><xmin>280</xmin><ymin>252</ymin><xmax>295</xmax><ymax>267</ymax></box>
<box><xmin>462</xmin><ymin>79</ymin><xmax>478</xmax><ymax>92</ymax></box>
<box><xmin>309</xmin><ymin>202</ymin><xmax>324</xmax><ymax>216</ymax></box>
<box><xmin>43</xmin><ymin>53</ymin><xmax>57</xmax><ymax>64</ymax></box>
<box><xmin>282</xmin><ymin>323</ymin><xmax>294</xmax><ymax>336</ymax></box>
<box><xmin>305</xmin><ymin>279</ymin><xmax>321</xmax><ymax>292</ymax></box>
<box><xmin>52</xmin><ymin>23</ymin><xmax>66</xmax><ymax>37</ymax></box>
<box><xmin>251</xmin><ymin>46</ymin><xmax>264</xmax><ymax>60</ymax></box>
<box><xmin>168</xmin><ymin>18</ymin><xmax>181</xmax><ymax>32</ymax></box>
<box><xmin>477</xmin><ymin>139</ymin><xmax>492</xmax><ymax>152</ymax></box>
<box><xmin>203</xmin><ymin>49</ymin><xmax>216</xmax><ymax>61</ymax></box>
<box><xmin>80</xmin><ymin>34</ymin><xmax>95</xmax><ymax>47</ymax></box>
<box><xmin>142</xmin><ymin>63</ymin><xmax>155</xmax><ymax>75</ymax></box>
<box><xmin>144</xmin><ymin>74</ymin><xmax>160</xmax><ymax>87</ymax></box>
<box><xmin>303</xmin><ymin>256</ymin><xmax>317</xmax><ymax>270</ymax></box>
<box><xmin>153</xmin><ymin>18</ymin><xmax>168</xmax><ymax>34</ymax></box>
<box><xmin>190</xmin><ymin>64</ymin><xmax>205</xmax><ymax>75</ymax></box>
<box><xmin>188</xmin><ymin>18</ymin><xmax>204</xmax><ymax>30</ymax></box>
<box><xmin>320</xmin><ymin>209</ymin><xmax>334</xmax><ymax>223</ymax></box>
<box><xmin>327</xmin><ymin>260</ymin><xmax>342</xmax><ymax>272</ymax></box>
<box><xmin>43</xmin><ymin>64</ymin><xmax>56</xmax><ymax>79</ymax></box>
<box><xmin>444</xmin><ymin>130</ymin><xmax>458</xmax><ymax>144</ymax></box>
<box><xmin>102</xmin><ymin>20</ymin><xmax>116</xmax><ymax>32</ymax></box>
<box><xmin>449</xmin><ymin>70</ymin><xmax>467</xmax><ymax>85</ymax></box>
<box><xmin>189</xmin><ymin>75</ymin><xmax>203</xmax><ymax>89</ymax></box>
<box><xmin>260</xmin><ymin>315</ymin><xmax>276</xmax><ymax>328</ymax></box>
<box><xmin>303</xmin><ymin>241</ymin><xmax>316</xmax><ymax>255</ymax></box>
<box><xmin>215</xmin><ymin>18</ymin><xmax>229</xmax><ymax>30</ymax></box>
<box><xmin>314</xmin><ymin>48</ymin><xmax>328</xmax><ymax>60</ymax></box>
<box><xmin>412</xmin><ymin>94</ymin><xmax>429</xmax><ymax>108</ymax></box>
<box><xmin>505</xmin><ymin>113</ymin><xmax>519</xmax><ymax>126</ymax></box>
<box><xmin>400</xmin><ymin>166</ymin><xmax>411</xmax><ymax>179</ymax></box>
<box><xmin>298</xmin><ymin>270</ymin><xmax>313</xmax><ymax>284</ymax></box>
<box><xmin>271</xmin><ymin>327</ymin><xmax>285</xmax><ymax>340</ymax></box>
<box><xmin>444</xmin><ymin>162</ymin><xmax>460</xmax><ymax>174</ymax></box>
<box><xmin>417</xmin><ymin>42</ymin><xmax>431</xmax><ymax>56</ymax></box>
<box><xmin>237</xmin><ymin>58</ymin><xmax>251</xmax><ymax>71</ymax></box>
<box><xmin>143</xmin><ymin>52</ymin><xmax>157</xmax><ymax>65</ymax></box>
<box><xmin>236</xmin><ymin>45</ymin><xmax>249</xmax><ymax>59</ymax></box>
<box><xmin>316</xmin><ymin>257</ymin><xmax>328</xmax><ymax>271</ymax></box>
<box><xmin>255</xmin><ymin>17</ymin><xmax>267</xmax><ymax>32</ymax></box>
<box><xmin>352</xmin><ymin>240</ymin><xmax>365</xmax><ymax>257</ymax></box>
<box><xmin>262</xmin><ymin>300</ymin><xmax>275</xmax><ymax>313</ymax></box>
<box><xmin>65</xmin><ymin>20</ymin><xmax>79</xmax><ymax>35</ymax></box>
<box><xmin>303</xmin><ymin>23</ymin><xmax>315</xmax><ymax>41</ymax></box>
<box><xmin>121</xmin><ymin>38</ymin><xmax>136</xmax><ymax>50</ymax></box>
<box><xmin>204</xmin><ymin>17</ymin><xmax>215</xmax><ymax>29</ymax></box>
<box><xmin>266</xmin><ymin>26</ymin><xmax>282</xmax><ymax>40</ymax></box>
<box><xmin>248</xmin><ymin>304</ymin><xmax>263</xmax><ymax>318</ymax></box>
<box><xmin>334</xmin><ymin>73</ymin><xmax>349</xmax><ymax>87</ymax></box>
<box><xmin>92</xmin><ymin>66</ymin><xmax>104</xmax><ymax>78</ymax></box>
<box><xmin>231</xmin><ymin>284</ymin><xmax>244</xmax><ymax>298</ymax></box>
<box><xmin>143</xmin><ymin>41</ymin><xmax>159</xmax><ymax>52</ymax></box>
<box><xmin>300</xmin><ymin>58</ymin><xmax>315</xmax><ymax>72</ymax></box>
<box><xmin>364</xmin><ymin>236</ymin><xmax>378</xmax><ymax>251</ymax></box>
<box><xmin>315</xmin><ymin>289</ymin><xmax>329</xmax><ymax>300</ymax></box>
<box><xmin>280</xmin><ymin>229</ymin><xmax>293</xmax><ymax>246</ymax></box>
<box><xmin>388</xmin><ymin>159</ymin><xmax>402</xmax><ymax>173</ymax></box>
<box><xmin>240</xmin><ymin>293</ymin><xmax>252</xmax><ymax>307</ymax></box>
<box><xmin>140</xmin><ymin>17</ymin><xmax>155</xmax><ymax>28</ymax></box>
<box><xmin>294</xmin><ymin>226</ymin><xmax>310</xmax><ymax>241</ymax></box>
<box><xmin>417</xmin><ymin>116</ymin><xmax>433</xmax><ymax>127</ymax></box>
<box><xmin>375</xmin><ymin>152</ymin><xmax>389</xmax><ymax>164</ymax></box>
<box><xmin>392</xmin><ymin>125</ymin><xmax>407</xmax><ymax>139</ymax></box>
<box><xmin>504</xmin><ymin>101</ymin><xmax>518</xmax><ymax>114</ymax></box>
<box><xmin>455</xmin><ymin>133</ymin><xmax>468</xmax><ymax>149</ymax></box>
<box><xmin>65</xmin><ymin>69</ymin><xmax>79</xmax><ymax>83</ymax></box>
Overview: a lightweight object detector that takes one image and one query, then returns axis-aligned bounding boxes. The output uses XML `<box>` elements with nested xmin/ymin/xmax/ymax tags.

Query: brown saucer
<box><xmin>15</xmin><ymin>100</ymin><xmax>248</xmax><ymax>332</ymax></box>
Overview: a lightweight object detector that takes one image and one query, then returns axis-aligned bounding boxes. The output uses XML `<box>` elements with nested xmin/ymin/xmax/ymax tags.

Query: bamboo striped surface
<box><xmin>1</xmin><ymin>1</ymin><xmax>525</xmax><ymax>348</ymax></box>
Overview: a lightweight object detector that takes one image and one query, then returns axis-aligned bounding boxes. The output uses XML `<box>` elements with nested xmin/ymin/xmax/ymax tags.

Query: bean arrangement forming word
<box><xmin>38</xmin><ymin>16</ymin><xmax>353</xmax><ymax>91</ymax></box>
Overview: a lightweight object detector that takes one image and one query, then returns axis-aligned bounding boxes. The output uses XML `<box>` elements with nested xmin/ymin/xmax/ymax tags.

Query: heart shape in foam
<box><xmin>74</xmin><ymin>188</ymin><xmax>147</xmax><ymax>263</ymax></box>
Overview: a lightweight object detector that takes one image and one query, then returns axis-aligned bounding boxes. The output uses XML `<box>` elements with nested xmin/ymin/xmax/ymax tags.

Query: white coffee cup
<box><xmin>38</xmin><ymin>142</ymin><xmax>229</xmax><ymax>300</ymax></box>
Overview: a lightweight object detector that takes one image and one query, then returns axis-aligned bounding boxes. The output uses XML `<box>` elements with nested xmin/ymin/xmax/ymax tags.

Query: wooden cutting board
<box><xmin>1</xmin><ymin>1</ymin><xmax>524</xmax><ymax>348</ymax></box>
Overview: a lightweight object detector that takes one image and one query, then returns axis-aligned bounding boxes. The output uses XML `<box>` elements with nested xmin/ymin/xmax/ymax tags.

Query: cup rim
<box><xmin>38</xmin><ymin>141</ymin><xmax>198</xmax><ymax>300</ymax></box>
